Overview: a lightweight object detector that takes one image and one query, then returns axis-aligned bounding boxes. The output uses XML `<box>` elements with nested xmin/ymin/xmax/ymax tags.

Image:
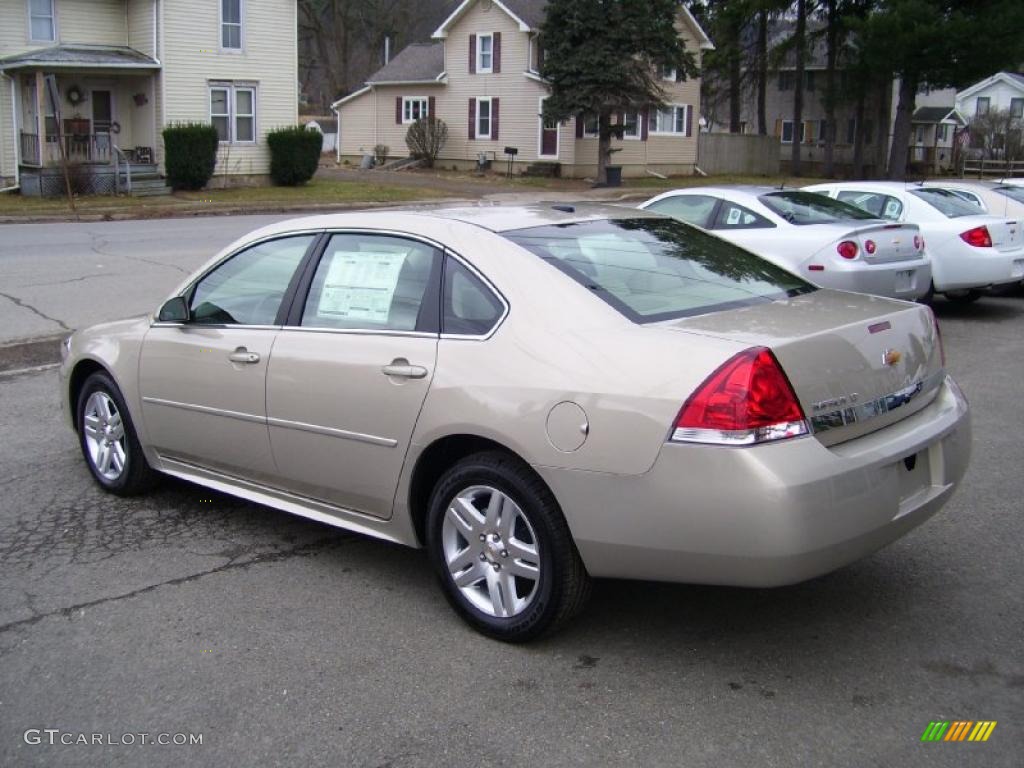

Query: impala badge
<box><xmin>883</xmin><ymin>349</ymin><xmax>902</xmax><ymax>366</ymax></box>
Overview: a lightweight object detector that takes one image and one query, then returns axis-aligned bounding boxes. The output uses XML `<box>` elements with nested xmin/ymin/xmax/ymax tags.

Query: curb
<box><xmin>0</xmin><ymin>334</ymin><xmax>66</xmax><ymax>374</ymax></box>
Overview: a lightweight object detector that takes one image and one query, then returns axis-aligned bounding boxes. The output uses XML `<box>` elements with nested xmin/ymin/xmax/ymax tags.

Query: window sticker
<box><xmin>884</xmin><ymin>200</ymin><xmax>902</xmax><ymax>219</ymax></box>
<box><xmin>726</xmin><ymin>207</ymin><xmax>742</xmax><ymax>225</ymax></box>
<box><xmin>317</xmin><ymin>251</ymin><xmax>406</xmax><ymax>323</ymax></box>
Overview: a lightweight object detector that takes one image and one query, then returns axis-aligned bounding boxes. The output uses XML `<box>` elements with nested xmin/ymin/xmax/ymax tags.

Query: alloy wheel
<box><xmin>82</xmin><ymin>391</ymin><xmax>127</xmax><ymax>481</ymax></box>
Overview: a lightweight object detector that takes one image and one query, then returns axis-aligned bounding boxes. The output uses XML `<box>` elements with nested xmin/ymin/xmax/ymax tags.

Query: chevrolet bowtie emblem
<box><xmin>883</xmin><ymin>348</ymin><xmax>902</xmax><ymax>366</ymax></box>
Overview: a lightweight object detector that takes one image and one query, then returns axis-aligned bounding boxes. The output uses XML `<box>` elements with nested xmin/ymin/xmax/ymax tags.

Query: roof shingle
<box><xmin>366</xmin><ymin>42</ymin><xmax>444</xmax><ymax>83</ymax></box>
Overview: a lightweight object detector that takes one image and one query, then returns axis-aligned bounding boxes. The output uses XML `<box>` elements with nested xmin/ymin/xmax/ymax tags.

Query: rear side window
<box><xmin>503</xmin><ymin>218</ymin><xmax>814</xmax><ymax>324</ymax></box>
<box><xmin>301</xmin><ymin>234</ymin><xmax>440</xmax><ymax>331</ymax></box>
<box><xmin>910</xmin><ymin>188</ymin><xmax>985</xmax><ymax>218</ymax></box>
<box><xmin>761</xmin><ymin>191</ymin><xmax>876</xmax><ymax>224</ymax></box>
<box><xmin>443</xmin><ymin>258</ymin><xmax>504</xmax><ymax>336</ymax></box>
<box><xmin>836</xmin><ymin>190</ymin><xmax>904</xmax><ymax>221</ymax></box>
<box><xmin>644</xmin><ymin>194</ymin><xmax>718</xmax><ymax>227</ymax></box>
<box><xmin>712</xmin><ymin>202</ymin><xmax>774</xmax><ymax>229</ymax></box>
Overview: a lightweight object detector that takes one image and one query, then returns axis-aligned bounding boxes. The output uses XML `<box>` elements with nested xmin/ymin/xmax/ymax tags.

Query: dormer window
<box><xmin>29</xmin><ymin>0</ymin><xmax>56</xmax><ymax>42</ymax></box>
<box><xmin>477</xmin><ymin>33</ymin><xmax>493</xmax><ymax>73</ymax></box>
<box><xmin>221</xmin><ymin>0</ymin><xmax>242</xmax><ymax>50</ymax></box>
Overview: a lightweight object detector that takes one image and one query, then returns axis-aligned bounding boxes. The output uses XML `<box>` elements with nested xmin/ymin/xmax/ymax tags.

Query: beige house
<box><xmin>333</xmin><ymin>0</ymin><xmax>712</xmax><ymax>179</ymax></box>
<box><xmin>0</xmin><ymin>0</ymin><xmax>298</xmax><ymax>195</ymax></box>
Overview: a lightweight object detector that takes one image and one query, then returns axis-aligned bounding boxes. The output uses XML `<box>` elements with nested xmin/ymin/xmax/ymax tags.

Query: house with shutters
<box><xmin>0</xmin><ymin>0</ymin><xmax>298</xmax><ymax>195</ymax></box>
<box><xmin>332</xmin><ymin>0</ymin><xmax>712</xmax><ymax>178</ymax></box>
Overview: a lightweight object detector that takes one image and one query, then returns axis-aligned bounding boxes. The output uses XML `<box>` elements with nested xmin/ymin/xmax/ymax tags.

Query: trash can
<box><xmin>605</xmin><ymin>165</ymin><xmax>622</xmax><ymax>187</ymax></box>
<box><xmin>360</xmin><ymin>152</ymin><xmax>375</xmax><ymax>169</ymax></box>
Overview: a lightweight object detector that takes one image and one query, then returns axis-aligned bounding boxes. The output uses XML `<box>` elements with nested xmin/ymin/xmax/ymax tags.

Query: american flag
<box><xmin>956</xmin><ymin>128</ymin><xmax>970</xmax><ymax>147</ymax></box>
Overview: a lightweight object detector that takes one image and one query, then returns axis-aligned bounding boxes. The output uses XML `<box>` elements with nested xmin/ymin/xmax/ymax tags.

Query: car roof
<box><xmin>247</xmin><ymin>203</ymin><xmax>663</xmax><ymax>239</ymax></box>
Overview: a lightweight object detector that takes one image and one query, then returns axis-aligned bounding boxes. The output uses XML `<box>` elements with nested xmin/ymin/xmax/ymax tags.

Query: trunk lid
<box><xmin>658</xmin><ymin>290</ymin><xmax>943</xmax><ymax>447</ymax></box>
<box><xmin>984</xmin><ymin>216</ymin><xmax>1024</xmax><ymax>253</ymax></box>
<box><xmin>846</xmin><ymin>222</ymin><xmax>924</xmax><ymax>264</ymax></box>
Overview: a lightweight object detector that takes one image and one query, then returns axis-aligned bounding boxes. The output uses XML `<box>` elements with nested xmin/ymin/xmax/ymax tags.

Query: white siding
<box><xmin>2</xmin><ymin>0</ymin><xmax>128</xmax><ymax>58</ymax></box>
<box><xmin>0</xmin><ymin>75</ymin><xmax>15</xmax><ymax>183</ymax></box>
<box><xmin>160</xmin><ymin>0</ymin><xmax>297</xmax><ymax>177</ymax></box>
<box><xmin>127</xmin><ymin>0</ymin><xmax>156</xmax><ymax>58</ymax></box>
<box><xmin>956</xmin><ymin>78</ymin><xmax>1024</xmax><ymax>118</ymax></box>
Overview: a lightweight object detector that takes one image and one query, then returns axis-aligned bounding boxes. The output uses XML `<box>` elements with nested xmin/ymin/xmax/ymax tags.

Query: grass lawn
<box><xmin>0</xmin><ymin>179</ymin><xmax>450</xmax><ymax>218</ymax></box>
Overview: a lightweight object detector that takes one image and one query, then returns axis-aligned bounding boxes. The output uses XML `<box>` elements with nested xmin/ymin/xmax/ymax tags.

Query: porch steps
<box><xmin>522</xmin><ymin>161</ymin><xmax>561</xmax><ymax>178</ymax></box>
<box><xmin>127</xmin><ymin>173</ymin><xmax>172</xmax><ymax>197</ymax></box>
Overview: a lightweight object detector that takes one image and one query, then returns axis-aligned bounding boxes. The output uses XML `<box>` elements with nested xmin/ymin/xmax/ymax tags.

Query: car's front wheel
<box><xmin>426</xmin><ymin>451</ymin><xmax>590</xmax><ymax>641</ymax></box>
<box><xmin>76</xmin><ymin>371</ymin><xmax>159</xmax><ymax>495</ymax></box>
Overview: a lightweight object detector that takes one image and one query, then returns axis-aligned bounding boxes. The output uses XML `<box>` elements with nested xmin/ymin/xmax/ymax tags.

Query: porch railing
<box><xmin>19</xmin><ymin>133</ymin><xmax>113</xmax><ymax>166</ymax></box>
<box><xmin>20</xmin><ymin>132</ymin><xmax>41</xmax><ymax>166</ymax></box>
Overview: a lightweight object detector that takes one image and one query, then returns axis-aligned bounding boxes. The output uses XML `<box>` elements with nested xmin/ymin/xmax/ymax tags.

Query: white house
<box><xmin>955</xmin><ymin>72</ymin><xmax>1024</xmax><ymax>121</ymax></box>
<box><xmin>0</xmin><ymin>0</ymin><xmax>298</xmax><ymax>195</ymax></box>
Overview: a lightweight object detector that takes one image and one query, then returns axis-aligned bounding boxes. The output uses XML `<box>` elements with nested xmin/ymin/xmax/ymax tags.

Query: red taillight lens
<box><xmin>837</xmin><ymin>240</ymin><xmax>859</xmax><ymax>259</ymax></box>
<box><xmin>672</xmin><ymin>347</ymin><xmax>808</xmax><ymax>445</ymax></box>
<box><xmin>913</xmin><ymin>234</ymin><xmax>923</xmax><ymax>251</ymax></box>
<box><xmin>960</xmin><ymin>226</ymin><xmax>992</xmax><ymax>248</ymax></box>
<box><xmin>864</xmin><ymin>239</ymin><xmax>877</xmax><ymax>254</ymax></box>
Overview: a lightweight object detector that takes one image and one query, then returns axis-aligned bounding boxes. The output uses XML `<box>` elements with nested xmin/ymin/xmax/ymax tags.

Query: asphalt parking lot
<box><xmin>0</xmin><ymin>283</ymin><xmax>1022</xmax><ymax>766</ymax></box>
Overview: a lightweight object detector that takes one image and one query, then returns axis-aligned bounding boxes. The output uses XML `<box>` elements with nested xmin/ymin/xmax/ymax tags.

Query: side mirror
<box><xmin>158</xmin><ymin>296</ymin><xmax>190</xmax><ymax>323</ymax></box>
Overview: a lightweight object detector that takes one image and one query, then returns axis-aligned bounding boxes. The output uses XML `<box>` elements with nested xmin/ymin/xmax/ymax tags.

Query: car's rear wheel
<box><xmin>426</xmin><ymin>451</ymin><xmax>590</xmax><ymax>641</ymax></box>
<box><xmin>945</xmin><ymin>289</ymin><xmax>982</xmax><ymax>304</ymax></box>
<box><xmin>77</xmin><ymin>371</ymin><xmax>159</xmax><ymax>495</ymax></box>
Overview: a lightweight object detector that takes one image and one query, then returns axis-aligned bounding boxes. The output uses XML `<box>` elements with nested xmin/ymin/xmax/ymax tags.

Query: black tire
<box><xmin>425</xmin><ymin>450</ymin><xmax>591</xmax><ymax>642</ymax></box>
<box><xmin>76</xmin><ymin>371</ymin><xmax>160</xmax><ymax>496</ymax></box>
<box><xmin>917</xmin><ymin>280</ymin><xmax>935</xmax><ymax>305</ymax></box>
<box><xmin>945</xmin><ymin>289</ymin><xmax>982</xmax><ymax>304</ymax></box>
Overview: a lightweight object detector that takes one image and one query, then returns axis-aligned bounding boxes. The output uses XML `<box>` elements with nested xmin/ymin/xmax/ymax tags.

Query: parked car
<box><xmin>61</xmin><ymin>206</ymin><xmax>970</xmax><ymax>641</ymax></box>
<box><xmin>918</xmin><ymin>180</ymin><xmax>1024</xmax><ymax>219</ymax></box>
<box><xmin>805</xmin><ymin>181</ymin><xmax>1024</xmax><ymax>302</ymax></box>
<box><xmin>638</xmin><ymin>187</ymin><xmax>931</xmax><ymax>301</ymax></box>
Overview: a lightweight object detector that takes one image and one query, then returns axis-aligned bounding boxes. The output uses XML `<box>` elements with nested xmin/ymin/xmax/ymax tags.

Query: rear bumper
<box><xmin>934</xmin><ymin>244</ymin><xmax>1024</xmax><ymax>292</ymax></box>
<box><xmin>540</xmin><ymin>374</ymin><xmax>970</xmax><ymax>586</ymax></box>
<box><xmin>802</xmin><ymin>258</ymin><xmax>931</xmax><ymax>300</ymax></box>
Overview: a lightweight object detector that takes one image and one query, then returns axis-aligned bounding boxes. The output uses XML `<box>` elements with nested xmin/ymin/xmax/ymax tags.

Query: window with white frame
<box><xmin>781</xmin><ymin>120</ymin><xmax>795</xmax><ymax>143</ymax></box>
<box><xmin>221</xmin><ymin>0</ymin><xmax>242</xmax><ymax>50</ymax></box>
<box><xmin>659</xmin><ymin>65</ymin><xmax>676</xmax><ymax>81</ymax></box>
<box><xmin>1011</xmin><ymin>98</ymin><xmax>1024</xmax><ymax>118</ymax></box>
<box><xmin>477</xmin><ymin>33</ymin><xmax>493</xmax><ymax>73</ymax></box>
<box><xmin>29</xmin><ymin>0</ymin><xmax>55</xmax><ymax>42</ymax></box>
<box><xmin>403</xmin><ymin>97</ymin><xmax>428</xmax><ymax>123</ymax></box>
<box><xmin>653</xmin><ymin>105</ymin><xmax>688</xmax><ymax>134</ymax></box>
<box><xmin>622</xmin><ymin>111</ymin><xmax>640</xmax><ymax>139</ymax></box>
<box><xmin>477</xmin><ymin>97</ymin><xmax>492</xmax><ymax>138</ymax></box>
<box><xmin>583</xmin><ymin>114</ymin><xmax>599</xmax><ymax>138</ymax></box>
<box><xmin>210</xmin><ymin>83</ymin><xmax>256</xmax><ymax>143</ymax></box>
<box><xmin>936</xmin><ymin>124</ymin><xmax>948</xmax><ymax>142</ymax></box>
<box><xmin>976</xmin><ymin>96</ymin><xmax>990</xmax><ymax>116</ymax></box>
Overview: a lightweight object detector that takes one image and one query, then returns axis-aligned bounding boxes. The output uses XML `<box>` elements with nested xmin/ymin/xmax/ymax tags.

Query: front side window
<box><xmin>477</xmin><ymin>97</ymin><xmax>491</xmax><ymax>139</ymax></box>
<box><xmin>836</xmin><ymin>190</ymin><xmax>904</xmax><ymax>221</ymax></box>
<box><xmin>477</xmin><ymin>33</ymin><xmax>493</xmax><ymax>73</ymax></box>
<box><xmin>29</xmin><ymin>0</ymin><xmax>55</xmax><ymax>41</ymax></box>
<box><xmin>443</xmin><ymin>259</ymin><xmax>504</xmax><ymax>336</ymax></box>
<box><xmin>910</xmin><ymin>188</ymin><xmax>986</xmax><ymax>218</ymax></box>
<box><xmin>645</xmin><ymin>194</ymin><xmax>718</xmax><ymax>228</ymax></box>
<box><xmin>504</xmin><ymin>218</ymin><xmax>814</xmax><ymax>324</ymax></box>
<box><xmin>301</xmin><ymin>234</ymin><xmax>440</xmax><ymax>332</ymax></box>
<box><xmin>403</xmin><ymin>97</ymin><xmax>428</xmax><ymax>123</ymax></box>
<box><xmin>190</xmin><ymin>235</ymin><xmax>313</xmax><ymax>325</ymax></box>
<box><xmin>221</xmin><ymin>0</ymin><xmax>242</xmax><ymax>49</ymax></box>
<box><xmin>760</xmin><ymin>191</ymin><xmax>875</xmax><ymax>224</ymax></box>
<box><xmin>210</xmin><ymin>84</ymin><xmax>256</xmax><ymax>143</ymax></box>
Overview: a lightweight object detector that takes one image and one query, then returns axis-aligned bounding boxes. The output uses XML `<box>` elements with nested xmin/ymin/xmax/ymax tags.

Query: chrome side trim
<box><xmin>266</xmin><ymin>417</ymin><xmax>398</xmax><ymax>447</ymax></box>
<box><xmin>810</xmin><ymin>370</ymin><xmax>945</xmax><ymax>433</ymax></box>
<box><xmin>278</xmin><ymin>326</ymin><xmax>435</xmax><ymax>339</ymax></box>
<box><xmin>141</xmin><ymin>396</ymin><xmax>265</xmax><ymax>424</ymax></box>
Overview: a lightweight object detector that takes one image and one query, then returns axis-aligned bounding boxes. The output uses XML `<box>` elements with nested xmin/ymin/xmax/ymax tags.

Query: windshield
<box><xmin>910</xmin><ymin>188</ymin><xmax>985</xmax><ymax>218</ymax></box>
<box><xmin>759</xmin><ymin>191</ymin><xmax>877</xmax><ymax>224</ymax></box>
<box><xmin>995</xmin><ymin>186</ymin><xmax>1024</xmax><ymax>204</ymax></box>
<box><xmin>503</xmin><ymin>218</ymin><xmax>815</xmax><ymax>324</ymax></box>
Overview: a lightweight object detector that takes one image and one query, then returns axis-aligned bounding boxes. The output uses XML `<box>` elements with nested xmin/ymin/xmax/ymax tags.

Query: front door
<box><xmin>91</xmin><ymin>90</ymin><xmax>112</xmax><ymax>133</ymax></box>
<box><xmin>266</xmin><ymin>232</ymin><xmax>441</xmax><ymax>518</ymax></box>
<box><xmin>139</xmin><ymin>234</ymin><xmax>316</xmax><ymax>483</ymax></box>
<box><xmin>539</xmin><ymin>97</ymin><xmax>558</xmax><ymax>157</ymax></box>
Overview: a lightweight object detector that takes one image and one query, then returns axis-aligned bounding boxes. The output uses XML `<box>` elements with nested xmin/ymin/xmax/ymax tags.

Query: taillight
<box><xmin>671</xmin><ymin>347</ymin><xmax>809</xmax><ymax>446</ymax></box>
<box><xmin>913</xmin><ymin>234</ymin><xmax>923</xmax><ymax>251</ymax></box>
<box><xmin>960</xmin><ymin>226</ymin><xmax>992</xmax><ymax>248</ymax></box>
<box><xmin>864</xmin><ymin>239</ymin><xmax>877</xmax><ymax>254</ymax></box>
<box><xmin>837</xmin><ymin>240</ymin><xmax>859</xmax><ymax>259</ymax></box>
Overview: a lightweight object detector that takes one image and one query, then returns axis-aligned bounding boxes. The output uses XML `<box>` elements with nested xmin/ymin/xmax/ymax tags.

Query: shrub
<box><xmin>267</xmin><ymin>126</ymin><xmax>323</xmax><ymax>186</ymax></box>
<box><xmin>162</xmin><ymin>123</ymin><xmax>219</xmax><ymax>190</ymax></box>
<box><xmin>405</xmin><ymin>117</ymin><xmax>448</xmax><ymax>168</ymax></box>
<box><xmin>373</xmin><ymin>144</ymin><xmax>390</xmax><ymax>166</ymax></box>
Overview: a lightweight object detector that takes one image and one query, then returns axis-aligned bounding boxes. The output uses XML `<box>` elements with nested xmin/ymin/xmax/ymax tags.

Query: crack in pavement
<box><xmin>21</xmin><ymin>272</ymin><xmax>123</xmax><ymax>289</ymax></box>
<box><xmin>0</xmin><ymin>534</ymin><xmax>352</xmax><ymax>637</ymax></box>
<box><xmin>89</xmin><ymin>231</ymin><xmax>191</xmax><ymax>274</ymax></box>
<box><xmin>0</xmin><ymin>292</ymin><xmax>70</xmax><ymax>331</ymax></box>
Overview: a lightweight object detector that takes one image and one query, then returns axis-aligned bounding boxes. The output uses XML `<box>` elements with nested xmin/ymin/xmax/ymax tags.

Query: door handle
<box><xmin>382</xmin><ymin>358</ymin><xmax>428</xmax><ymax>379</ymax></box>
<box><xmin>228</xmin><ymin>347</ymin><xmax>260</xmax><ymax>364</ymax></box>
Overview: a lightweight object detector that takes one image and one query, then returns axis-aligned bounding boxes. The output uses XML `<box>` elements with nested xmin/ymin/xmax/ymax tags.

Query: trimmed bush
<box><xmin>162</xmin><ymin>123</ymin><xmax>219</xmax><ymax>190</ymax></box>
<box><xmin>267</xmin><ymin>126</ymin><xmax>323</xmax><ymax>186</ymax></box>
<box><xmin>405</xmin><ymin>117</ymin><xmax>448</xmax><ymax>168</ymax></box>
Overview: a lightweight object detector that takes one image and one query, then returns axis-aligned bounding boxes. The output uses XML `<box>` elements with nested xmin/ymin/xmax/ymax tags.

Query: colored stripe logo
<box><xmin>921</xmin><ymin>721</ymin><xmax>997</xmax><ymax>742</ymax></box>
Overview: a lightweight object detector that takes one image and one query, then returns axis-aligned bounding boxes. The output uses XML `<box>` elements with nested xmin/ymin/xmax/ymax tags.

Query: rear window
<box><xmin>503</xmin><ymin>218</ymin><xmax>815</xmax><ymax>324</ymax></box>
<box><xmin>910</xmin><ymin>188</ymin><xmax>984</xmax><ymax>218</ymax></box>
<box><xmin>995</xmin><ymin>186</ymin><xmax>1024</xmax><ymax>203</ymax></box>
<box><xmin>760</xmin><ymin>191</ymin><xmax>877</xmax><ymax>224</ymax></box>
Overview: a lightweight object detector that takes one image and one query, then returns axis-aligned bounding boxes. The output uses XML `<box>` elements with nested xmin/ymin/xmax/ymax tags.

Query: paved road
<box><xmin>0</xmin><ymin>215</ymin><xmax>290</xmax><ymax>344</ymax></box>
<box><xmin>0</xmin><ymin>295</ymin><xmax>1021</xmax><ymax>767</ymax></box>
